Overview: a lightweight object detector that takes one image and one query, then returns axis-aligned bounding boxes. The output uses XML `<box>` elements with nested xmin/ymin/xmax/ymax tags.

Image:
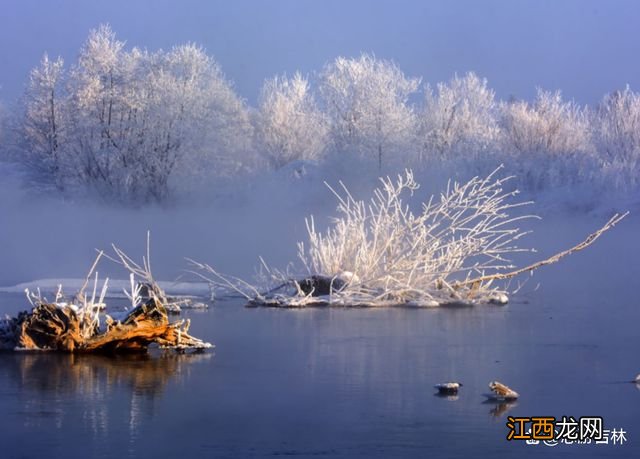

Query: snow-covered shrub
<box><xmin>319</xmin><ymin>54</ymin><xmax>420</xmax><ymax>169</ymax></box>
<box><xmin>192</xmin><ymin>167</ymin><xmax>625</xmax><ymax>307</ymax></box>
<box><xmin>593</xmin><ymin>86</ymin><xmax>640</xmax><ymax>190</ymax></box>
<box><xmin>192</xmin><ymin>168</ymin><xmax>543</xmax><ymax>306</ymax></box>
<box><xmin>499</xmin><ymin>88</ymin><xmax>594</xmax><ymax>190</ymax></box>
<box><xmin>420</xmin><ymin>72</ymin><xmax>500</xmax><ymax>162</ymax></box>
<box><xmin>256</xmin><ymin>73</ymin><xmax>329</xmax><ymax>168</ymax></box>
<box><xmin>296</xmin><ymin>168</ymin><xmax>534</xmax><ymax>304</ymax></box>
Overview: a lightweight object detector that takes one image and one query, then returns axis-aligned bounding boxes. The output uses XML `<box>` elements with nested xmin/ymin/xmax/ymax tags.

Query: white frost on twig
<box><xmin>191</xmin><ymin>167</ymin><xmax>626</xmax><ymax>307</ymax></box>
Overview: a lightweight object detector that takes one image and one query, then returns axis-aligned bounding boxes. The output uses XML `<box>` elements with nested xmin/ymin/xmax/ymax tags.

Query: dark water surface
<box><xmin>0</xmin><ymin>225</ymin><xmax>638</xmax><ymax>458</ymax></box>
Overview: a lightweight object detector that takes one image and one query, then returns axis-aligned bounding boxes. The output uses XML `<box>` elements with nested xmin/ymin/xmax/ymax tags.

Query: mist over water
<box><xmin>1</xmin><ymin>205</ymin><xmax>639</xmax><ymax>458</ymax></box>
<box><xmin>0</xmin><ymin>2</ymin><xmax>639</xmax><ymax>457</ymax></box>
<box><xmin>1</xmin><ymin>242</ymin><xmax>638</xmax><ymax>459</ymax></box>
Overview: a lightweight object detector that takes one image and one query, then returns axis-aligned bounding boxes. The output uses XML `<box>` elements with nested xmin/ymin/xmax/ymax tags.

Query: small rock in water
<box><xmin>298</xmin><ymin>275</ymin><xmax>347</xmax><ymax>296</ymax></box>
<box><xmin>487</xmin><ymin>380</ymin><xmax>519</xmax><ymax>400</ymax></box>
<box><xmin>434</xmin><ymin>382</ymin><xmax>462</xmax><ymax>395</ymax></box>
<box><xmin>488</xmin><ymin>293</ymin><xmax>509</xmax><ymax>305</ymax></box>
<box><xmin>633</xmin><ymin>374</ymin><xmax>640</xmax><ymax>383</ymax></box>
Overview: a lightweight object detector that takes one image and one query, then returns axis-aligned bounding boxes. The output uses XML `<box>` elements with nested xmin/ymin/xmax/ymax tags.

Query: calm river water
<box><xmin>0</xmin><ymin>221</ymin><xmax>638</xmax><ymax>458</ymax></box>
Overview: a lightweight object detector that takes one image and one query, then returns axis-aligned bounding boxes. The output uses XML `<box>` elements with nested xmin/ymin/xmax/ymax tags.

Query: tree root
<box><xmin>1</xmin><ymin>299</ymin><xmax>212</xmax><ymax>353</ymax></box>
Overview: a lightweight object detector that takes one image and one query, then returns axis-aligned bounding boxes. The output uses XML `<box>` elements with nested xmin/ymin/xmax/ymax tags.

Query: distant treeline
<box><xmin>1</xmin><ymin>24</ymin><xmax>639</xmax><ymax>203</ymax></box>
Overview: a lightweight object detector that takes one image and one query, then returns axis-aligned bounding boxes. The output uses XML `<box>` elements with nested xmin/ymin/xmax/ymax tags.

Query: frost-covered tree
<box><xmin>420</xmin><ymin>72</ymin><xmax>500</xmax><ymax>160</ymax></box>
<box><xmin>319</xmin><ymin>54</ymin><xmax>419</xmax><ymax>169</ymax></box>
<box><xmin>19</xmin><ymin>24</ymin><xmax>253</xmax><ymax>203</ymax></box>
<box><xmin>594</xmin><ymin>86</ymin><xmax>640</xmax><ymax>189</ymax></box>
<box><xmin>128</xmin><ymin>43</ymin><xmax>253</xmax><ymax>200</ymax></box>
<box><xmin>65</xmin><ymin>24</ymin><xmax>130</xmax><ymax>197</ymax></box>
<box><xmin>256</xmin><ymin>73</ymin><xmax>328</xmax><ymax>168</ymax></box>
<box><xmin>20</xmin><ymin>53</ymin><xmax>67</xmax><ymax>189</ymax></box>
<box><xmin>500</xmin><ymin>88</ymin><xmax>591</xmax><ymax>155</ymax></box>
<box><xmin>163</xmin><ymin>44</ymin><xmax>255</xmax><ymax>180</ymax></box>
<box><xmin>499</xmin><ymin>89</ymin><xmax>593</xmax><ymax>189</ymax></box>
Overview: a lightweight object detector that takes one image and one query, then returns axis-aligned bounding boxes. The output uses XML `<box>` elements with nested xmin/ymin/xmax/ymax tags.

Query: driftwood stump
<box><xmin>0</xmin><ymin>299</ymin><xmax>211</xmax><ymax>353</ymax></box>
<box><xmin>15</xmin><ymin>303</ymin><xmax>84</xmax><ymax>351</ymax></box>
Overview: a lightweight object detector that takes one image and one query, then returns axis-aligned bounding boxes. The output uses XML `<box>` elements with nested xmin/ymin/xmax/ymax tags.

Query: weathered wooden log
<box><xmin>0</xmin><ymin>299</ymin><xmax>212</xmax><ymax>353</ymax></box>
<box><xmin>16</xmin><ymin>303</ymin><xmax>84</xmax><ymax>351</ymax></box>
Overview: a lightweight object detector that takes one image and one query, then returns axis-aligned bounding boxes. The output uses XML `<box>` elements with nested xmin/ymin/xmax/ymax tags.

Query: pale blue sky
<box><xmin>1</xmin><ymin>0</ymin><xmax>639</xmax><ymax>105</ymax></box>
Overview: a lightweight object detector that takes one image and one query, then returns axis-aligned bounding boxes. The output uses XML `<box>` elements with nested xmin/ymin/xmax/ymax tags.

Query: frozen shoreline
<box><xmin>0</xmin><ymin>278</ymin><xmax>212</xmax><ymax>299</ymax></box>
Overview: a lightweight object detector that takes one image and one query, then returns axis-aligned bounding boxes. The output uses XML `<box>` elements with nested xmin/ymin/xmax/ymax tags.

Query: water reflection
<box><xmin>1</xmin><ymin>351</ymin><xmax>211</xmax><ymax>441</ymax></box>
<box><xmin>292</xmin><ymin>307</ymin><xmax>508</xmax><ymax>419</ymax></box>
<box><xmin>433</xmin><ymin>393</ymin><xmax>459</xmax><ymax>401</ymax></box>
<box><xmin>483</xmin><ymin>400</ymin><xmax>518</xmax><ymax>418</ymax></box>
